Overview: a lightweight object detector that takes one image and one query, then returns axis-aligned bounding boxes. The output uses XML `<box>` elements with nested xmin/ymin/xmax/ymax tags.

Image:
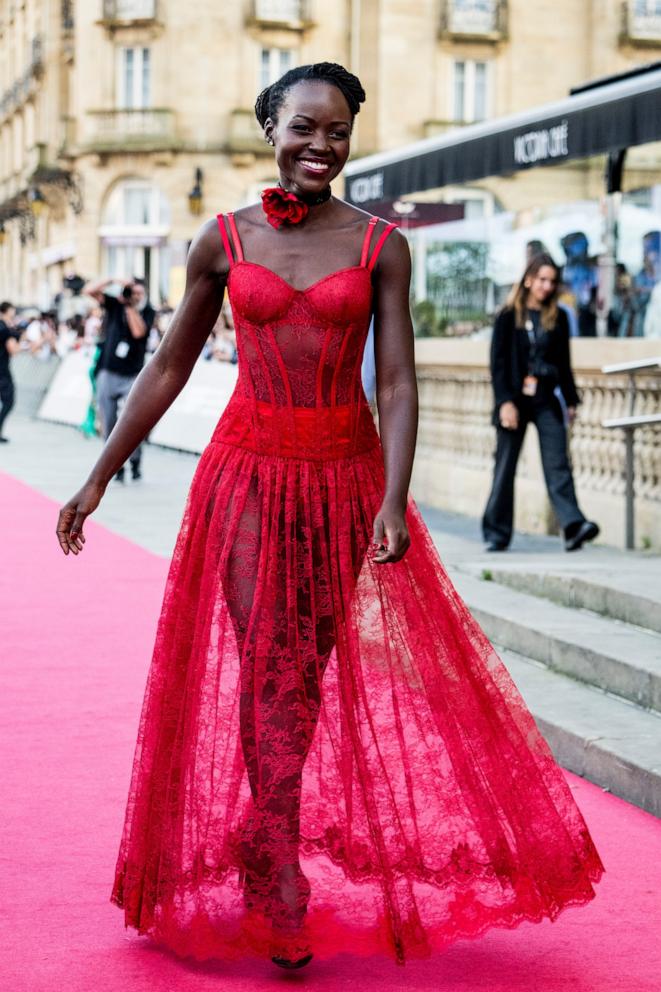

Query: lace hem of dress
<box><xmin>110</xmin><ymin>855</ymin><xmax>605</xmax><ymax>965</ymax></box>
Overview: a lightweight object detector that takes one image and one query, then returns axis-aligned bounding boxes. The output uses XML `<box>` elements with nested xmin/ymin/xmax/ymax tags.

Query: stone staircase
<box><xmin>448</xmin><ymin>562</ymin><xmax>661</xmax><ymax>818</ymax></box>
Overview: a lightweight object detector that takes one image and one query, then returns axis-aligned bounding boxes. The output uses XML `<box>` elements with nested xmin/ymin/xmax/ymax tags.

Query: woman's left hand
<box><xmin>567</xmin><ymin>406</ymin><xmax>577</xmax><ymax>425</ymax></box>
<box><xmin>371</xmin><ymin>503</ymin><xmax>410</xmax><ymax>564</ymax></box>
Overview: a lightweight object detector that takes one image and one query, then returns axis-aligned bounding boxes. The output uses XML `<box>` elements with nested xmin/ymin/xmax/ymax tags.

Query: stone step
<box><xmin>463</xmin><ymin>562</ymin><xmax>661</xmax><ymax>636</ymax></box>
<box><xmin>500</xmin><ymin>647</ymin><xmax>661</xmax><ymax>819</ymax></box>
<box><xmin>449</xmin><ymin>569</ymin><xmax>661</xmax><ymax>713</ymax></box>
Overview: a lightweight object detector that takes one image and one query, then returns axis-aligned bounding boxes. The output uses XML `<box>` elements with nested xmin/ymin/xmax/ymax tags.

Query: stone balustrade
<box><xmin>84</xmin><ymin>108</ymin><xmax>177</xmax><ymax>152</ymax></box>
<box><xmin>227</xmin><ymin>109</ymin><xmax>270</xmax><ymax>156</ymax></box>
<box><xmin>411</xmin><ymin>338</ymin><xmax>661</xmax><ymax>550</ymax></box>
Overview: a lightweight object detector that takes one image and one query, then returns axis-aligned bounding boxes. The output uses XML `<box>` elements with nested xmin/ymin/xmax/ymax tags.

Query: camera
<box><xmin>121</xmin><ymin>283</ymin><xmax>134</xmax><ymax>300</ymax></box>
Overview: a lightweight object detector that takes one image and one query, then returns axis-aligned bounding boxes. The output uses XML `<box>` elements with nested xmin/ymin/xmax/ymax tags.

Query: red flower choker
<box><xmin>261</xmin><ymin>184</ymin><xmax>332</xmax><ymax>230</ymax></box>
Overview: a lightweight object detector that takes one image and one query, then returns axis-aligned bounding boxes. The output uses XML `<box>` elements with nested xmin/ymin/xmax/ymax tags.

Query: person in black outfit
<box><xmin>85</xmin><ymin>277</ymin><xmax>156</xmax><ymax>481</ymax></box>
<box><xmin>0</xmin><ymin>301</ymin><xmax>21</xmax><ymax>443</ymax></box>
<box><xmin>482</xmin><ymin>253</ymin><xmax>599</xmax><ymax>552</ymax></box>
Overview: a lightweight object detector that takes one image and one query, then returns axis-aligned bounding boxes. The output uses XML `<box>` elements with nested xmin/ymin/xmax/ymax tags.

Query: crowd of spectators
<box><xmin>9</xmin><ymin>273</ymin><xmax>239</xmax><ymax>366</ymax></box>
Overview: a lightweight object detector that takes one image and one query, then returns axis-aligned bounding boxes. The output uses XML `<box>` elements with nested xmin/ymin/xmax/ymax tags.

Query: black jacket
<box><xmin>97</xmin><ymin>294</ymin><xmax>156</xmax><ymax>378</ymax></box>
<box><xmin>489</xmin><ymin>305</ymin><xmax>581</xmax><ymax>425</ymax></box>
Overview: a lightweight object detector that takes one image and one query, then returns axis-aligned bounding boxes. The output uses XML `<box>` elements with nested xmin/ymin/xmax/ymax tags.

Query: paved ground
<box><xmin>2</xmin><ymin>413</ymin><xmax>199</xmax><ymax>558</ymax></box>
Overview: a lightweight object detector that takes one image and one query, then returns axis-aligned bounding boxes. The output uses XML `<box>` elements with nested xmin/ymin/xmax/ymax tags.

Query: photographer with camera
<box><xmin>482</xmin><ymin>253</ymin><xmax>599</xmax><ymax>552</ymax></box>
<box><xmin>85</xmin><ymin>277</ymin><xmax>155</xmax><ymax>482</ymax></box>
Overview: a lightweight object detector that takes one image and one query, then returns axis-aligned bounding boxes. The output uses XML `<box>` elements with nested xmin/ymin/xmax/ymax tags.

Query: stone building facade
<box><xmin>0</xmin><ymin>0</ymin><xmax>660</xmax><ymax>305</ymax></box>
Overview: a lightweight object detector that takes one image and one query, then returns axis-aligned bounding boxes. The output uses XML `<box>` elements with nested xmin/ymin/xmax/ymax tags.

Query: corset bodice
<box><xmin>212</xmin><ymin>212</ymin><xmax>396</xmax><ymax>460</ymax></box>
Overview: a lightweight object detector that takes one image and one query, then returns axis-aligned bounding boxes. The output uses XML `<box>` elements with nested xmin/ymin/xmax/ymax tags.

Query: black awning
<box><xmin>344</xmin><ymin>67</ymin><xmax>661</xmax><ymax>205</ymax></box>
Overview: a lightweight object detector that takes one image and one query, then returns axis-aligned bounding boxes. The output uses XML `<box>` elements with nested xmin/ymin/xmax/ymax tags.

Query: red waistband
<box><xmin>211</xmin><ymin>394</ymin><xmax>379</xmax><ymax>460</ymax></box>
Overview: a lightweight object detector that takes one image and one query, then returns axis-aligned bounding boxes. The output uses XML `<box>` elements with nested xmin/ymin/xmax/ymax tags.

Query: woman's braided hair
<box><xmin>254</xmin><ymin>62</ymin><xmax>366</xmax><ymax>130</ymax></box>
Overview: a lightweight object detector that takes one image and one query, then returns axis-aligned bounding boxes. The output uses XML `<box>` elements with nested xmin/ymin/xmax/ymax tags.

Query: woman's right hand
<box><xmin>56</xmin><ymin>481</ymin><xmax>105</xmax><ymax>556</ymax></box>
<box><xmin>499</xmin><ymin>401</ymin><xmax>519</xmax><ymax>431</ymax></box>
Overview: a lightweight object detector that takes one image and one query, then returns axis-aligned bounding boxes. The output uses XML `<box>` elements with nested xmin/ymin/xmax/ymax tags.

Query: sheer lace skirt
<box><xmin>110</xmin><ymin>437</ymin><xmax>604</xmax><ymax>963</ymax></box>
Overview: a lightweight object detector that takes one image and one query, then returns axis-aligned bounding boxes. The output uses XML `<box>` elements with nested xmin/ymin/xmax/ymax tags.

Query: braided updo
<box><xmin>254</xmin><ymin>62</ymin><xmax>366</xmax><ymax>131</ymax></box>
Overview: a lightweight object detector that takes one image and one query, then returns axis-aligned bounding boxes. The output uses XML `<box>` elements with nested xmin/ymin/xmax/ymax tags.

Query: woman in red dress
<box><xmin>56</xmin><ymin>62</ymin><xmax>604</xmax><ymax>971</ymax></box>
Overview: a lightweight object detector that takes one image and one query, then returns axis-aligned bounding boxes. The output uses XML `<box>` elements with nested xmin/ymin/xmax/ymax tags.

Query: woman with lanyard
<box><xmin>482</xmin><ymin>253</ymin><xmax>599</xmax><ymax>552</ymax></box>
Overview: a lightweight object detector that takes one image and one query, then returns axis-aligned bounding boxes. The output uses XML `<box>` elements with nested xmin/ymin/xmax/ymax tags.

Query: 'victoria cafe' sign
<box><xmin>346</xmin><ymin>115</ymin><xmax>577</xmax><ymax>204</ymax></box>
<box><xmin>512</xmin><ymin>120</ymin><xmax>570</xmax><ymax>167</ymax></box>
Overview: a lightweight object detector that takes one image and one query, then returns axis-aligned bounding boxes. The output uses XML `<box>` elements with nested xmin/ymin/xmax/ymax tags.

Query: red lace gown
<box><xmin>110</xmin><ymin>212</ymin><xmax>605</xmax><ymax>964</ymax></box>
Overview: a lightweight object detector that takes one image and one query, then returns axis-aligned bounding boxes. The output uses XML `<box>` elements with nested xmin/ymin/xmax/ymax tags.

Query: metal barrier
<box><xmin>601</xmin><ymin>358</ymin><xmax>661</xmax><ymax>549</ymax></box>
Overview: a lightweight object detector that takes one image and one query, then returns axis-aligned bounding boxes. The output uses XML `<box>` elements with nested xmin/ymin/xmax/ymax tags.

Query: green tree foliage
<box><xmin>413</xmin><ymin>241</ymin><xmax>491</xmax><ymax>336</ymax></box>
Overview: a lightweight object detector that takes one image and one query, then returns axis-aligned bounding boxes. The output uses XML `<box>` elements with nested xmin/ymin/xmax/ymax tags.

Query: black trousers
<box><xmin>0</xmin><ymin>372</ymin><xmax>15</xmax><ymax>436</ymax></box>
<box><xmin>482</xmin><ymin>401</ymin><xmax>585</xmax><ymax>547</ymax></box>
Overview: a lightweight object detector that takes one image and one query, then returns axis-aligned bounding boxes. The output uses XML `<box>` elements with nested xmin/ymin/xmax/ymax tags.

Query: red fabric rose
<box><xmin>261</xmin><ymin>187</ymin><xmax>309</xmax><ymax>229</ymax></box>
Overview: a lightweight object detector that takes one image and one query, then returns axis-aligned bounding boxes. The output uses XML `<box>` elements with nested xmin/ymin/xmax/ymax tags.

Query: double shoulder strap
<box><xmin>217</xmin><ymin>212</ymin><xmax>244</xmax><ymax>268</ymax></box>
<box><xmin>360</xmin><ymin>215</ymin><xmax>397</xmax><ymax>272</ymax></box>
<box><xmin>216</xmin><ymin>211</ymin><xmax>396</xmax><ymax>272</ymax></box>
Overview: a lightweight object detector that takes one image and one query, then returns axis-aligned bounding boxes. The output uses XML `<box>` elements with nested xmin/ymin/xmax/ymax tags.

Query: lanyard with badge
<box><xmin>115</xmin><ymin>303</ymin><xmax>131</xmax><ymax>359</ymax></box>
<box><xmin>522</xmin><ymin>314</ymin><xmax>539</xmax><ymax>397</ymax></box>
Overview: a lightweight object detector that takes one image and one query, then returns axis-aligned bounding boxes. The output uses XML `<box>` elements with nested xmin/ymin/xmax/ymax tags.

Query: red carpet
<box><xmin>1</xmin><ymin>470</ymin><xmax>660</xmax><ymax>991</ymax></box>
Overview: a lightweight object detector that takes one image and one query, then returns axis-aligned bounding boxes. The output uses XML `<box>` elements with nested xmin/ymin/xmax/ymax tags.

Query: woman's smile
<box><xmin>297</xmin><ymin>157</ymin><xmax>332</xmax><ymax>176</ymax></box>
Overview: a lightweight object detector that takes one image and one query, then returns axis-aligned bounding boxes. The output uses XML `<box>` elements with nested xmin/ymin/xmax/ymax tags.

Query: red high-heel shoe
<box><xmin>271</xmin><ymin>940</ymin><xmax>313</xmax><ymax>970</ymax></box>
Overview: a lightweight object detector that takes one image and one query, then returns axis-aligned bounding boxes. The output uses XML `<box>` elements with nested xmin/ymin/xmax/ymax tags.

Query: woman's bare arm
<box><xmin>370</xmin><ymin>227</ymin><xmax>418</xmax><ymax>563</ymax></box>
<box><xmin>56</xmin><ymin>218</ymin><xmax>228</xmax><ymax>555</ymax></box>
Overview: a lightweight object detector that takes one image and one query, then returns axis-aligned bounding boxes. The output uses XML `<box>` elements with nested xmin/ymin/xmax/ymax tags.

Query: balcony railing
<box><xmin>62</xmin><ymin>0</ymin><xmax>74</xmax><ymax>31</ymax></box>
<box><xmin>253</xmin><ymin>0</ymin><xmax>308</xmax><ymax>26</ymax></box>
<box><xmin>102</xmin><ymin>0</ymin><xmax>158</xmax><ymax>22</ymax></box>
<box><xmin>32</xmin><ymin>35</ymin><xmax>44</xmax><ymax>66</ymax></box>
<box><xmin>620</xmin><ymin>1</ymin><xmax>661</xmax><ymax>44</ymax></box>
<box><xmin>227</xmin><ymin>108</ymin><xmax>273</xmax><ymax>156</ymax></box>
<box><xmin>58</xmin><ymin>115</ymin><xmax>77</xmax><ymax>156</ymax></box>
<box><xmin>0</xmin><ymin>36</ymin><xmax>44</xmax><ymax>123</ymax></box>
<box><xmin>85</xmin><ymin>108</ymin><xmax>177</xmax><ymax>151</ymax></box>
<box><xmin>440</xmin><ymin>0</ymin><xmax>507</xmax><ymax>39</ymax></box>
